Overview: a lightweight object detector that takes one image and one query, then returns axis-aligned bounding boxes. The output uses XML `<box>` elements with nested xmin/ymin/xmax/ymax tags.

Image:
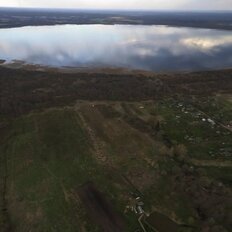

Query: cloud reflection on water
<box><xmin>0</xmin><ymin>24</ymin><xmax>231</xmax><ymax>71</ymax></box>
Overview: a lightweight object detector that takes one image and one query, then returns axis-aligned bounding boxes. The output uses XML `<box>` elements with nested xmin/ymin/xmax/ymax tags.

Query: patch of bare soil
<box><xmin>77</xmin><ymin>110</ymin><xmax>109</xmax><ymax>164</ymax></box>
<box><xmin>78</xmin><ymin>182</ymin><xmax>125</xmax><ymax>232</ymax></box>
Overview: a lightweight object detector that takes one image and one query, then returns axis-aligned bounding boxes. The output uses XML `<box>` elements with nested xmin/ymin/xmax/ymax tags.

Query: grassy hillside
<box><xmin>0</xmin><ymin>68</ymin><xmax>232</xmax><ymax>232</ymax></box>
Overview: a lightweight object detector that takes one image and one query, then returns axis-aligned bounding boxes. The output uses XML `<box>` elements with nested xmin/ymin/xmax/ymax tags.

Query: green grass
<box><xmin>1</xmin><ymin>108</ymin><xmax>145</xmax><ymax>231</ymax></box>
<box><xmin>3</xmin><ymin>109</ymin><xmax>93</xmax><ymax>231</ymax></box>
<box><xmin>1</xmin><ymin>99</ymin><xmax>231</xmax><ymax>231</ymax></box>
<box><xmin>1</xmin><ymin>109</ymin><xmax>111</xmax><ymax>231</ymax></box>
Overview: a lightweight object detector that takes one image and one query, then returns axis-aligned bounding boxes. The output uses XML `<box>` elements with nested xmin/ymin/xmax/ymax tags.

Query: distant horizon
<box><xmin>1</xmin><ymin>6</ymin><xmax>232</xmax><ymax>13</ymax></box>
<box><xmin>1</xmin><ymin>0</ymin><xmax>232</xmax><ymax>11</ymax></box>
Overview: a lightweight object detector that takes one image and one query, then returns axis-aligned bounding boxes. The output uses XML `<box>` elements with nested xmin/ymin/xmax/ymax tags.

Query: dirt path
<box><xmin>77</xmin><ymin>110</ymin><xmax>109</xmax><ymax>164</ymax></box>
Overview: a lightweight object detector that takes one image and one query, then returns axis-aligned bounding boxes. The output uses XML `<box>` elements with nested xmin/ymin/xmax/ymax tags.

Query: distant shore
<box><xmin>0</xmin><ymin>9</ymin><xmax>232</xmax><ymax>30</ymax></box>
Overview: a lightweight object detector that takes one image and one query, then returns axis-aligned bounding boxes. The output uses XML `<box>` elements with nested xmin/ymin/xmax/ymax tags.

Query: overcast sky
<box><xmin>1</xmin><ymin>0</ymin><xmax>232</xmax><ymax>11</ymax></box>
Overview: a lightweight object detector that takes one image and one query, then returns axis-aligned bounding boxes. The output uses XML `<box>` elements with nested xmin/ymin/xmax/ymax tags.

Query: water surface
<box><xmin>0</xmin><ymin>24</ymin><xmax>232</xmax><ymax>71</ymax></box>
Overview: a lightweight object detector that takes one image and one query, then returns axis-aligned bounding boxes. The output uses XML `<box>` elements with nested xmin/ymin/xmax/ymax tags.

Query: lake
<box><xmin>0</xmin><ymin>24</ymin><xmax>232</xmax><ymax>71</ymax></box>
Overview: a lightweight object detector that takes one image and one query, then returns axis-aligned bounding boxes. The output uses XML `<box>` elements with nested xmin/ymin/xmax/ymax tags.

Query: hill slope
<box><xmin>0</xmin><ymin>67</ymin><xmax>232</xmax><ymax>232</ymax></box>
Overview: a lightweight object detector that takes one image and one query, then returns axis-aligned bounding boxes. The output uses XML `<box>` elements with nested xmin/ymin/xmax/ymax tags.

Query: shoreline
<box><xmin>1</xmin><ymin>60</ymin><xmax>232</xmax><ymax>76</ymax></box>
<box><xmin>0</xmin><ymin>22</ymin><xmax>232</xmax><ymax>31</ymax></box>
